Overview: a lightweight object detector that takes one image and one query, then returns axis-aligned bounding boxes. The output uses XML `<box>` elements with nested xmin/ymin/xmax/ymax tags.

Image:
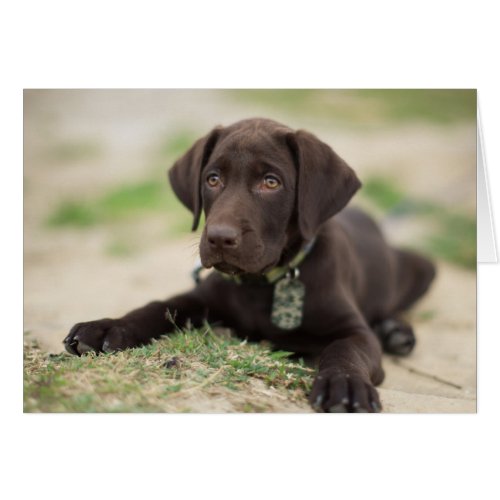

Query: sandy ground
<box><xmin>23</xmin><ymin>90</ymin><xmax>476</xmax><ymax>412</ymax></box>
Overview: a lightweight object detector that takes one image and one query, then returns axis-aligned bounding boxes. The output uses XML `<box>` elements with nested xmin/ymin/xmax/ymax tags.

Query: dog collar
<box><xmin>192</xmin><ymin>238</ymin><xmax>317</xmax><ymax>286</ymax></box>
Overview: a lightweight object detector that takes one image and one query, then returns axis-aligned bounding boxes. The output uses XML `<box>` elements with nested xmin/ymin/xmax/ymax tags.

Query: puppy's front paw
<box><xmin>63</xmin><ymin>319</ymin><xmax>141</xmax><ymax>356</ymax></box>
<box><xmin>309</xmin><ymin>371</ymin><xmax>382</xmax><ymax>413</ymax></box>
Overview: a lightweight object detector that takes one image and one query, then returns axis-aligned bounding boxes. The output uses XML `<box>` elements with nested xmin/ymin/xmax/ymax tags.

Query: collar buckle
<box><xmin>285</xmin><ymin>267</ymin><xmax>300</xmax><ymax>281</ymax></box>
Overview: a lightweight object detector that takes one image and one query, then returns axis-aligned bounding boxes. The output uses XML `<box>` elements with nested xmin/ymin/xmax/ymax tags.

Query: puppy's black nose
<box><xmin>207</xmin><ymin>225</ymin><xmax>239</xmax><ymax>249</ymax></box>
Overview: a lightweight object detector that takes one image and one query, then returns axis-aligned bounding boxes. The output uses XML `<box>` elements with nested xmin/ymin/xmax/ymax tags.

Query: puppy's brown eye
<box><xmin>207</xmin><ymin>173</ymin><xmax>221</xmax><ymax>187</ymax></box>
<box><xmin>263</xmin><ymin>175</ymin><xmax>281</xmax><ymax>190</ymax></box>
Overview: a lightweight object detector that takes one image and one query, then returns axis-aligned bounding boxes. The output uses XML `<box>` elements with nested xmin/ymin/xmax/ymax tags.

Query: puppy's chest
<box><xmin>228</xmin><ymin>285</ymin><xmax>274</xmax><ymax>331</ymax></box>
<box><xmin>217</xmin><ymin>282</ymin><xmax>338</xmax><ymax>355</ymax></box>
<box><xmin>224</xmin><ymin>280</ymin><xmax>326</xmax><ymax>338</ymax></box>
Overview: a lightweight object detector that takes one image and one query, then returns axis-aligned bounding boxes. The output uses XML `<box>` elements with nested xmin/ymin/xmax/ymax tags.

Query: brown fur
<box><xmin>64</xmin><ymin>118</ymin><xmax>436</xmax><ymax>412</ymax></box>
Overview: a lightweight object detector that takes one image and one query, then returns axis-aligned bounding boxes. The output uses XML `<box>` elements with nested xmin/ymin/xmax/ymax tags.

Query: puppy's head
<box><xmin>169</xmin><ymin>118</ymin><xmax>360</xmax><ymax>275</ymax></box>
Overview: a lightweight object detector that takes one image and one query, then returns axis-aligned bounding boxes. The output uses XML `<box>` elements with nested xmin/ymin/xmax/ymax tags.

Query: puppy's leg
<box><xmin>369</xmin><ymin>250</ymin><xmax>435</xmax><ymax>357</ymax></box>
<box><xmin>373</xmin><ymin>317</ymin><xmax>416</xmax><ymax>356</ymax></box>
<box><xmin>309</xmin><ymin>328</ymin><xmax>384</xmax><ymax>413</ymax></box>
<box><xmin>393</xmin><ymin>249</ymin><xmax>436</xmax><ymax>312</ymax></box>
<box><xmin>63</xmin><ymin>291</ymin><xmax>207</xmax><ymax>355</ymax></box>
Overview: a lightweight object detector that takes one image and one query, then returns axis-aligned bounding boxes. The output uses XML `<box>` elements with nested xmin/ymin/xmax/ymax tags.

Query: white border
<box><xmin>5</xmin><ymin>1</ymin><xmax>500</xmax><ymax>499</ymax></box>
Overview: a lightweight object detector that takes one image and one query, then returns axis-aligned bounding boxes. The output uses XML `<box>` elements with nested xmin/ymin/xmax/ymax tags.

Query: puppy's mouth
<box><xmin>200</xmin><ymin>239</ymin><xmax>282</xmax><ymax>276</ymax></box>
<box><xmin>209</xmin><ymin>257</ymin><xmax>279</xmax><ymax>276</ymax></box>
<box><xmin>212</xmin><ymin>261</ymin><xmax>245</xmax><ymax>275</ymax></box>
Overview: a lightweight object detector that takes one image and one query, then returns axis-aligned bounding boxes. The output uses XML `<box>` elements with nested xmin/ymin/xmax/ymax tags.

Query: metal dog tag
<box><xmin>271</xmin><ymin>271</ymin><xmax>305</xmax><ymax>330</ymax></box>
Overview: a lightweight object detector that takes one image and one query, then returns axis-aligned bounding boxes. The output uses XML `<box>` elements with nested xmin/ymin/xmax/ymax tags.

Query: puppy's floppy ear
<box><xmin>168</xmin><ymin>127</ymin><xmax>221</xmax><ymax>231</ymax></box>
<box><xmin>286</xmin><ymin>130</ymin><xmax>361</xmax><ymax>240</ymax></box>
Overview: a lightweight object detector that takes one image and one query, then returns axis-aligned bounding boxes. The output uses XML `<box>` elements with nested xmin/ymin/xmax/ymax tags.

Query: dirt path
<box><xmin>24</xmin><ymin>90</ymin><xmax>476</xmax><ymax>412</ymax></box>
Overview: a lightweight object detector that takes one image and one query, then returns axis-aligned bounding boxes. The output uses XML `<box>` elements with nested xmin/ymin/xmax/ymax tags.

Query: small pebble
<box><xmin>164</xmin><ymin>357</ymin><xmax>180</xmax><ymax>369</ymax></box>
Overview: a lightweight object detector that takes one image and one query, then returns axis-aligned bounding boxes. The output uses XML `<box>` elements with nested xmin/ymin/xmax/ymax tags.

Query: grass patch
<box><xmin>425</xmin><ymin>210</ymin><xmax>476</xmax><ymax>269</ymax></box>
<box><xmin>105</xmin><ymin>239</ymin><xmax>138</xmax><ymax>257</ymax></box>
<box><xmin>413</xmin><ymin>309</ymin><xmax>437</xmax><ymax>323</ymax></box>
<box><xmin>46</xmin><ymin>131</ymin><xmax>199</xmax><ymax>235</ymax></box>
<box><xmin>232</xmin><ymin>89</ymin><xmax>476</xmax><ymax>125</ymax></box>
<box><xmin>354</xmin><ymin>90</ymin><xmax>476</xmax><ymax>124</ymax></box>
<box><xmin>47</xmin><ymin>179</ymin><xmax>192</xmax><ymax>233</ymax></box>
<box><xmin>362</xmin><ymin>177</ymin><xmax>406</xmax><ymax>212</ymax></box>
<box><xmin>360</xmin><ymin>176</ymin><xmax>476</xmax><ymax>269</ymax></box>
<box><xmin>24</xmin><ymin>327</ymin><xmax>314</xmax><ymax>413</ymax></box>
<box><xmin>47</xmin><ymin>200</ymin><xmax>98</xmax><ymax>227</ymax></box>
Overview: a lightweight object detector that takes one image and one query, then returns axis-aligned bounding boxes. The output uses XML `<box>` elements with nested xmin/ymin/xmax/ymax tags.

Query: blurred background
<box><xmin>24</xmin><ymin>89</ymin><xmax>476</xmax><ymax>412</ymax></box>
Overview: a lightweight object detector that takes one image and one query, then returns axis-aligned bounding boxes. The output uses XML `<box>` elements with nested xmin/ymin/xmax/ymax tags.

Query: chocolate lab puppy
<box><xmin>64</xmin><ymin>118</ymin><xmax>436</xmax><ymax>413</ymax></box>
